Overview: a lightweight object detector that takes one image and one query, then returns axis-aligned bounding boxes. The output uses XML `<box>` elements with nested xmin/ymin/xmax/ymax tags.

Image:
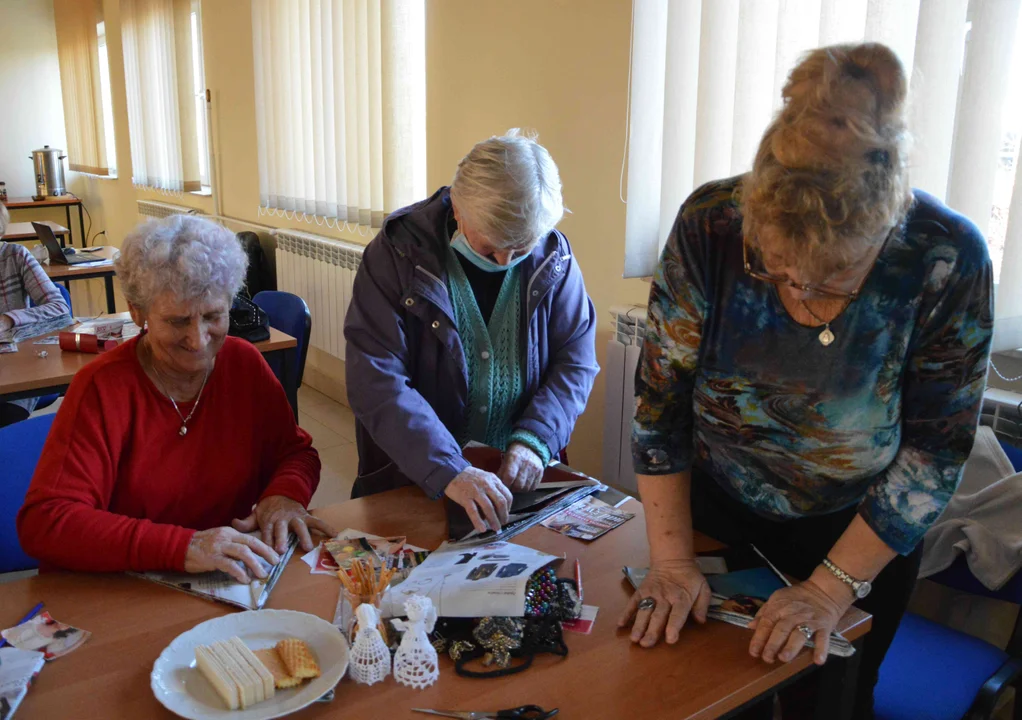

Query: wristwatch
<box><xmin>821</xmin><ymin>558</ymin><xmax>872</xmax><ymax>599</ymax></box>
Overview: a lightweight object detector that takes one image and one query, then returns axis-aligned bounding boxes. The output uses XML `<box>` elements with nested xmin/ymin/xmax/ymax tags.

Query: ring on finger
<box><xmin>797</xmin><ymin>624</ymin><xmax>814</xmax><ymax>641</ymax></box>
<box><xmin>638</xmin><ymin>597</ymin><xmax>657</xmax><ymax>611</ymax></box>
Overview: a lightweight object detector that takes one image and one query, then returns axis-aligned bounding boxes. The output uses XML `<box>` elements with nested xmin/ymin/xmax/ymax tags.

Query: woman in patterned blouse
<box><xmin>619</xmin><ymin>43</ymin><xmax>993</xmax><ymax>719</ymax></box>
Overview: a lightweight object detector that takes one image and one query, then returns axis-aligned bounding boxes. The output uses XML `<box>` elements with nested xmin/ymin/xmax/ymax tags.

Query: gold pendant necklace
<box><xmin>800</xmin><ymin>300</ymin><xmax>836</xmax><ymax>347</ymax></box>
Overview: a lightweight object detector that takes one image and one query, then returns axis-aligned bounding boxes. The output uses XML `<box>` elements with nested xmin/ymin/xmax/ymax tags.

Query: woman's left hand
<box><xmin>232</xmin><ymin>495</ymin><xmax>337</xmax><ymax>554</ymax></box>
<box><xmin>498</xmin><ymin>443</ymin><xmax>545</xmax><ymax>492</ymax></box>
<box><xmin>747</xmin><ymin>576</ymin><xmax>851</xmax><ymax>666</ymax></box>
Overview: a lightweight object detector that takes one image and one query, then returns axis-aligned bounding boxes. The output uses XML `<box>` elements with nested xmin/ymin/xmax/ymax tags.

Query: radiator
<box><xmin>273</xmin><ymin>229</ymin><xmax>363</xmax><ymax>362</ymax></box>
<box><xmin>136</xmin><ymin>200</ymin><xmax>203</xmax><ymax>222</ymax></box>
<box><xmin>602</xmin><ymin>305</ymin><xmax>647</xmax><ymax>493</ymax></box>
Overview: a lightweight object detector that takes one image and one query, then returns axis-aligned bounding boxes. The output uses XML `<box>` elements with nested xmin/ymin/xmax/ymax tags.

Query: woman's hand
<box><xmin>232</xmin><ymin>495</ymin><xmax>337</xmax><ymax>554</ymax></box>
<box><xmin>498</xmin><ymin>443</ymin><xmax>545</xmax><ymax>492</ymax></box>
<box><xmin>444</xmin><ymin>467</ymin><xmax>513</xmax><ymax>534</ymax></box>
<box><xmin>617</xmin><ymin>559</ymin><xmax>713</xmax><ymax>647</ymax></box>
<box><xmin>184</xmin><ymin>527</ymin><xmax>281</xmax><ymax>584</ymax></box>
<box><xmin>748</xmin><ymin>575</ymin><xmax>851</xmax><ymax>666</ymax></box>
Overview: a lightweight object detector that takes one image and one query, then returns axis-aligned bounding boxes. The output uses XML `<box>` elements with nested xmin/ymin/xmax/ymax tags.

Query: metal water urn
<box><xmin>30</xmin><ymin>145</ymin><xmax>67</xmax><ymax>198</ymax></box>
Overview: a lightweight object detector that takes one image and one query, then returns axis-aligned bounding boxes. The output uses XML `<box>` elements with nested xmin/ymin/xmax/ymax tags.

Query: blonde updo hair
<box><xmin>741</xmin><ymin>42</ymin><xmax>913</xmax><ymax>281</ymax></box>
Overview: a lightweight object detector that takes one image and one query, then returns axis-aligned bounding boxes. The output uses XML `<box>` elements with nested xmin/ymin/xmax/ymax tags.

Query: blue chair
<box><xmin>252</xmin><ymin>291</ymin><xmax>311</xmax><ymax>412</ymax></box>
<box><xmin>31</xmin><ymin>285</ymin><xmax>72</xmax><ymax>412</ymax></box>
<box><xmin>0</xmin><ymin>413</ymin><xmax>55</xmax><ymax>573</ymax></box>
<box><xmin>875</xmin><ymin>557</ymin><xmax>1022</xmax><ymax>720</ymax></box>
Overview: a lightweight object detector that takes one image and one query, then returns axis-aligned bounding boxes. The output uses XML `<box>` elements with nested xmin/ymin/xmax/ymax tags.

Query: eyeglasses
<box><xmin>742</xmin><ymin>231</ymin><xmax>891</xmax><ymax>301</ymax></box>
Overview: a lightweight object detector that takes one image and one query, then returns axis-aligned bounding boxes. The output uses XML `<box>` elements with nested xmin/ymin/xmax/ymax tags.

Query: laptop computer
<box><xmin>32</xmin><ymin>222</ymin><xmax>101</xmax><ymax>265</ymax></box>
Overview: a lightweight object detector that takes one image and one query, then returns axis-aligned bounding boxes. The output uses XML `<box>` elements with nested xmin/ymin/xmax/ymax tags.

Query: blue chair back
<box><xmin>252</xmin><ymin>291</ymin><xmax>311</xmax><ymax>390</ymax></box>
<box><xmin>0</xmin><ymin>413</ymin><xmax>55</xmax><ymax>573</ymax></box>
<box><xmin>28</xmin><ymin>283</ymin><xmax>72</xmax><ymax>316</ymax></box>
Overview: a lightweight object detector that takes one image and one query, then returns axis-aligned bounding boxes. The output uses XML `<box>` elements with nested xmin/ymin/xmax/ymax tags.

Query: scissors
<box><xmin>412</xmin><ymin>705</ymin><xmax>559</xmax><ymax>720</ymax></box>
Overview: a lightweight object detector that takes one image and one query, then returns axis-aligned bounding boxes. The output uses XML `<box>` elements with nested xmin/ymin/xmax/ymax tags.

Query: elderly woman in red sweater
<box><xmin>18</xmin><ymin>215</ymin><xmax>334</xmax><ymax>582</ymax></box>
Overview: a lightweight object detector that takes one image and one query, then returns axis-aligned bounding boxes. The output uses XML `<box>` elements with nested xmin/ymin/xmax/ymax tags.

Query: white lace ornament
<box><xmin>392</xmin><ymin>595</ymin><xmax>439</xmax><ymax>689</ymax></box>
<box><xmin>349</xmin><ymin>603</ymin><xmax>391</xmax><ymax>685</ymax></box>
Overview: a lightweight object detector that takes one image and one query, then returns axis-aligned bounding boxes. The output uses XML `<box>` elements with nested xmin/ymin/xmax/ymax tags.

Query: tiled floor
<box><xmin>297</xmin><ymin>385</ymin><xmax>360</xmax><ymax>508</ymax></box>
<box><xmin>31</xmin><ymin>386</ymin><xmax>361</xmax><ymax>509</ymax></box>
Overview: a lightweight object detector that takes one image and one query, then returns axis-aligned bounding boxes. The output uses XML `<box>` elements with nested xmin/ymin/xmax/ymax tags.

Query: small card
<box><xmin>541</xmin><ymin>496</ymin><xmax>635</xmax><ymax>541</ymax></box>
<box><xmin>1</xmin><ymin>612</ymin><xmax>91</xmax><ymax>661</ymax></box>
<box><xmin>562</xmin><ymin>605</ymin><xmax>599</xmax><ymax>634</ymax></box>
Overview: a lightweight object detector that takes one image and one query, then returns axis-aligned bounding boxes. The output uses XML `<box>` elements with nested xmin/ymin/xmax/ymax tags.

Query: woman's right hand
<box><xmin>444</xmin><ymin>467</ymin><xmax>513</xmax><ymax>534</ymax></box>
<box><xmin>184</xmin><ymin>527</ymin><xmax>281</xmax><ymax>584</ymax></box>
<box><xmin>617</xmin><ymin>558</ymin><xmax>713</xmax><ymax>647</ymax></box>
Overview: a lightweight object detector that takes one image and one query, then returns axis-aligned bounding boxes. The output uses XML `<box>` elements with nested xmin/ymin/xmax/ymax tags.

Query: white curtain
<box><xmin>53</xmin><ymin>0</ymin><xmax>110</xmax><ymax>176</ymax></box>
<box><xmin>622</xmin><ymin>0</ymin><xmax>1022</xmax><ymax>351</ymax></box>
<box><xmin>121</xmin><ymin>0</ymin><xmax>203</xmax><ymax>192</ymax></box>
<box><xmin>251</xmin><ymin>0</ymin><xmax>426</xmax><ymax>230</ymax></box>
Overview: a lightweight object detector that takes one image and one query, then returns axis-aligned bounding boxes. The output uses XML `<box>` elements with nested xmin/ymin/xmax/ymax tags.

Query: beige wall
<box><xmin>1</xmin><ymin>0</ymin><xmax>649</xmax><ymax>478</ymax></box>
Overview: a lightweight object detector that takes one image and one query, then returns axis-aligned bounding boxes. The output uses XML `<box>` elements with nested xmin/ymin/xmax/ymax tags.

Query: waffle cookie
<box><xmin>253</xmin><ymin>648</ymin><xmax>303</xmax><ymax>689</ymax></box>
<box><xmin>276</xmin><ymin>638</ymin><xmax>321</xmax><ymax>680</ymax></box>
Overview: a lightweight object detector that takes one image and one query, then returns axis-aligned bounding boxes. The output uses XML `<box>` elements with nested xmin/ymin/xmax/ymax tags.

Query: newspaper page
<box><xmin>381</xmin><ymin>541</ymin><xmax>559</xmax><ymax>618</ymax></box>
<box><xmin>0</xmin><ymin>647</ymin><xmax>45</xmax><ymax>719</ymax></box>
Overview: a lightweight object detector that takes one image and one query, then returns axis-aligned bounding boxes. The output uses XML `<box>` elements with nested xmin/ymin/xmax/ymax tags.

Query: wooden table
<box><xmin>42</xmin><ymin>246</ymin><xmax>119</xmax><ymax>314</ymax></box>
<box><xmin>0</xmin><ymin>316</ymin><xmax>298</xmax><ymax>414</ymax></box>
<box><xmin>0</xmin><ymin>489</ymin><xmax>872</xmax><ymax>719</ymax></box>
<box><xmin>2</xmin><ymin>221</ymin><xmax>71</xmax><ymax>246</ymax></box>
<box><xmin>4</xmin><ymin>195</ymin><xmax>86</xmax><ymax>247</ymax></box>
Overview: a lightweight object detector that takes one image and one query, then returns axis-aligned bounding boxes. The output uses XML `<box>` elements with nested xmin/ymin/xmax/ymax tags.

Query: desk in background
<box><xmin>2</xmin><ymin>221</ymin><xmax>71</xmax><ymax>247</ymax></box>
<box><xmin>4</xmin><ymin>195</ymin><xmax>86</xmax><ymax>248</ymax></box>
<box><xmin>0</xmin><ymin>315</ymin><xmax>298</xmax><ymax>416</ymax></box>
<box><xmin>42</xmin><ymin>246</ymin><xmax>119</xmax><ymax>314</ymax></box>
<box><xmin>0</xmin><ymin>487</ymin><xmax>871</xmax><ymax>720</ymax></box>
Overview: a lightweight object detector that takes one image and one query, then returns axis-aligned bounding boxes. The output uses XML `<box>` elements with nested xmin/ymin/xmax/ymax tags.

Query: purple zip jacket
<box><xmin>344</xmin><ymin>186</ymin><xmax>599</xmax><ymax>499</ymax></box>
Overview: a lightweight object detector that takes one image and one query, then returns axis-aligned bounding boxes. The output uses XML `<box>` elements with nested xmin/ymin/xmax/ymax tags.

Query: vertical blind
<box><xmin>623</xmin><ymin>0</ymin><xmax>1022</xmax><ymax>353</ymax></box>
<box><xmin>52</xmin><ymin>0</ymin><xmax>110</xmax><ymax>176</ymax></box>
<box><xmin>121</xmin><ymin>0</ymin><xmax>203</xmax><ymax>192</ymax></box>
<box><xmin>251</xmin><ymin>0</ymin><xmax>426</xmax><ymax>230</ymax></box>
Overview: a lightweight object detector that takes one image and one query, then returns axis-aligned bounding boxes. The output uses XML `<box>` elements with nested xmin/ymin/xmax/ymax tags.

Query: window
<box><xmin>621</xmin><ymin>0</ymin><xmax>1022</xmax><ymax>303</ymax></box>
<box><xmin>96</xmin><ymin>22</ymin><xmax>117</xmax><ymax>176</ymax></box>
<box><xmin>121</xmin><ymin>0</ymin><xmax>205</xmax><ymax>192</ymax></box>
<box><xmin>190</xmin><ymin>2</ymin><xmax>209</xmax><ymax>188</ymax></box>
<box><xmin>52</xmin><ymin>0</ymin><xmax>113</xmax><ymax>176</ymax></box>
<box><xmin>251</xmin><ymin>0</ymin><xmax>426</xmax><ymax>231</ymax></box>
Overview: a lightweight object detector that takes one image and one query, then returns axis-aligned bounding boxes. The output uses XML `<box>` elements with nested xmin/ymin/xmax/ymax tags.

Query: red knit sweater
<box><xmin>17</xmin><ymin>336</ymin><xmax>320</xmax><ymax>572</ymax></box>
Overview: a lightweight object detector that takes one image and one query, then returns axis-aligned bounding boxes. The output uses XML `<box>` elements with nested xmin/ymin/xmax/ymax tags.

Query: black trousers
<box><xmin>690</xmin><ymin>467</ymin><xmax>923</xmax><ymax>720</ymax></box>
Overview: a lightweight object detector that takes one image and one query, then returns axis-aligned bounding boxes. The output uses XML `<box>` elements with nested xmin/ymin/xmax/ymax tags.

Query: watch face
<box><xmin>855</xmin><ymin>581</ymin><xmax>872</xmax><ymax>599</ymax></box>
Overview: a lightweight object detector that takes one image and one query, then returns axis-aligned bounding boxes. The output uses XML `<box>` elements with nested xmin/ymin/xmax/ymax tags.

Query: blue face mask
<box><xmin>451</xmin><ymin>232</ymin><xmax>530</xmax><ymax>273</ymax></box>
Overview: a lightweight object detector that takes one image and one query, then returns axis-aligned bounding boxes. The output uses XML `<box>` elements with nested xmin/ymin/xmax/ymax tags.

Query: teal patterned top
<box><xmin>446</xmin><ymin>248</ymin><xmax>525</xmax><ymax>452</ymax></box>
<box><xmin>632</xmin><ymin>176</ymin><xmax>994</xmax><ymax>554</ymax></box>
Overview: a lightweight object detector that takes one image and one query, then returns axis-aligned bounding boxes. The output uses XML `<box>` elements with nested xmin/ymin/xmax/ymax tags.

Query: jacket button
<box><xmin>479</xmin><ymin>405</ymin><xmax>488</xmax><ymax>413</ymax></box>
<box><xmin>431</xmin><ymin>320</ymin><xmax>440</xmax><ymax>329</ymax></box>
<box><xmin>555</xmin><ymin>264</ymin><xmax>562</xmax><ymax>272</ymax></box>
<box><xmin>531</xmin><ymin>290</ymin><xmax>539</xmax><ymax>297</ymax></box>
<box><xmin>404</xmin><ymin>298</ymin><xmax>415</xmax><ymax>307</ymax></box>
<box><xmin>481</xmin><ymin>351</ymin><xmax>490</xmax><ymax>360</ymax></box>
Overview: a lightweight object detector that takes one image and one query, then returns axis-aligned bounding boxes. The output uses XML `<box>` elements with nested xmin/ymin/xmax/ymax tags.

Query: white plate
<box><xmin>151</xmin><ymin>609</ymin><xmax>348</xmax><ymax>720</ymax></box>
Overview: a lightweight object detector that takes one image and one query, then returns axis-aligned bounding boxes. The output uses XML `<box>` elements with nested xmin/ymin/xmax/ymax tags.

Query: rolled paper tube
<box><xmin>58</xmin><ymin>332</ymin><xmax>118</xmax><ymax>353</ymax></box>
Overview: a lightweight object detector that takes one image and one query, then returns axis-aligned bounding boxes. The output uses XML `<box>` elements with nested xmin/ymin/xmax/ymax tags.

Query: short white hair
<box><xmin>116</xmin><ymin>214</ymin><xmax>247</xmax><ymax>310</ymax></box>
<box><xmin>450</xmin><ymin>128</ymin><xmax>564</xmax><ymax>250</ymax></box>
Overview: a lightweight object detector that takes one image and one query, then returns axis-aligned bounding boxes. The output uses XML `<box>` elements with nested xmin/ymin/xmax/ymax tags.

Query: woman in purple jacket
<box><xmin>344</xmin><ymin>130</ymin><xmax>599</xmax><ymax>534</ymax></box>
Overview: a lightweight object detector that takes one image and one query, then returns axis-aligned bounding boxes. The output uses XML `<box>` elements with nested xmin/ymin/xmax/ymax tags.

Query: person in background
<box><xmin>19</xmin><ymin>215</ymin><xmax>335</xmax><ymax>580</ymax></box>
<box><xmin>620</xmin><ymin>43</ymin><xmax>993</xmax><ymax>719</ymax></box>
<box><xmin>0</xmin><ymin>201</ymin><xmax>71</xmax><ymax>426</ymax></box>
<box><xmin>345</xmin><ymin>129</ymin><xmax>599</xmax><ymax>534</ymax></box>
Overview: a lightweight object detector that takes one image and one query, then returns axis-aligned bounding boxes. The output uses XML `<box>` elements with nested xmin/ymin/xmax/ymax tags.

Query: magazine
<box><xmin>381</xmin><ymin>540</ymin><xmax>559</xmax><ymax>618</ymax></box>
<box><xmin>541</xmin><ymin>495</ymin><xmax>635</xmax><ymax>541</ymax></box>
<box><xmin>623</xmin><ymin>545</ymin><xmax>855</xmax><ymax>658</ymax></box>
<box><xmin>0</xmin><ymin>647</ymin><xmax>45</xmax><ymax>719</ymax></box>
<box><xmin>132</xmin><ymin>534</ymin><xmax>298</xmax><ymax>610</ymax></box>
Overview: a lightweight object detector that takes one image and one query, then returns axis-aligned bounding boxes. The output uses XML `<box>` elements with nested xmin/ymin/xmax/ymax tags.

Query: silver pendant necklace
<box><xmin>145</xmin><ymin>339</ymin><xmax>211</xmax><ymax>436</ymax></box>
<box><xmin>800</xmin><ymin>300</ymin><xmax>836</xmax><ymax>347</ymax></box>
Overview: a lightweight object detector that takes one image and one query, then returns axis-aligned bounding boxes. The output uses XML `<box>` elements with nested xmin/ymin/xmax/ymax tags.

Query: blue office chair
<box><xmin>31</xmin><ymin>285</ymin><xmax>72</xmax><ymax>412</ymax></box>
<box><xmin>0</xmin><ymin>413</ymin><xmax>55</xmax><ymax>573</ymax></box>
<box><xmin>875</xmin><ymin>557</ymin><xmax>1022</xmax><ymax>720</ymax></box>
<box><xmin>252</xmin><ymin>290</ymin><xmax>312</xmax><ymax>392</ymax></box>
